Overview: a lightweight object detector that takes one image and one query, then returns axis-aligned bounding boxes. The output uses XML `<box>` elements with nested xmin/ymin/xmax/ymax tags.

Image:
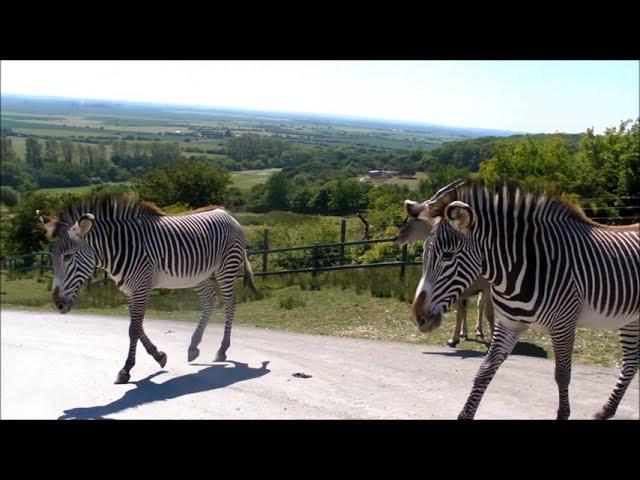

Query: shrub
<box><xmin>0</xmin><ymin>186</ymin><xmax>19</xmax><ymax>206</ymax></box>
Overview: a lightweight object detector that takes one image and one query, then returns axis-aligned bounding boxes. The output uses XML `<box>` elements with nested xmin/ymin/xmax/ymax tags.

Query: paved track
<box><xmin>1</xmin><ymin>310</ymin><xmax>638</xmax><ymax>419</ymax></box>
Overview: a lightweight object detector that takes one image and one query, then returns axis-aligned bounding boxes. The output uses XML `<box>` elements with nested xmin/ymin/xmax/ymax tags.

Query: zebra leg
<box><xmin>214</xmin><ymin>254</ymin><xmax>242</xmax><ymax>362</ymax></box>
<box><xmin>447</xmin><ymin>299</ymin><xmax>465</xmax><ymax>347</ymax></box>
<box><xmin>460</xmin><ymin>298</ymin><xmax>468</xmax><ymax>341</ymax></box>
<box><xmin>115</xmin><ymin>290</ymin><xmax>152</xmax><ymax>384</ymax></box>
<box><xmin>458</xmin><ymin>320</ymin><xmax>527</xmax><ymax>419</ymax></box>
<box><xmin>188</xmin><ymin>280</ymin><xmax>218</xmax><ymax>362</ymax></box>
<box><xmin>475</xmin><ymin>292</ymin><xmax>485</xmax><ymax>339</ymax></box>
<box><xmin>594</xmin><ymin>320</ymin><xmax>640</xmax><ymax>420</ymax></box>
<box><xmin>485</xmin><ymin>294</ymin><xmax>495</xmax><ymax>340</ymax></box>
<box><xmin>550</xmin><ymin>322</ymin><xmax>577</xmax><ymax>420</ymax></box>
<box><xmin>140</xmin><ymin>332</ymin><xmax>167</xmax><ymax>368</ymax></box>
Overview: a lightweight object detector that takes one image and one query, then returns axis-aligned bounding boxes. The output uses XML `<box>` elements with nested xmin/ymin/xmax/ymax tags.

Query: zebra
<box><xmin>395</xmin><ymin>208</ymin><xmax>494</xmax><ymax>347</ymax></box>
<box><xmin>37</xmin><ymin>192</ymin><xmax>259</xmax><ymax>384</ymax></box>
<box><xmin>410</xmin><ymin>180</ymin><xmax>639</xmax><ymax>420</ymax></box>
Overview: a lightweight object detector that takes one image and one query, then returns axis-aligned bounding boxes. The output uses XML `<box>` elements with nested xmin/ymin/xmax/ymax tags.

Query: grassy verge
<box><xmin>0</xmin><ymin>271</ymin><xmax>623</xmax><ymax>368</ymax></box>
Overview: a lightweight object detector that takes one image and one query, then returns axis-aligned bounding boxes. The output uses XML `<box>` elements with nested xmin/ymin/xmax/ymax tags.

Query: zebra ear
<box><xmin>405</xmin><ymin>200</ymin><xmax>433</xmax><ymax>221</ymax></box>
<box><xmin>444</xmin><ymin>201</ymin><xmax>476</xmax><ymax>233</ymax></box>
<box><xmin>395</xmin><ymin>217</ymin><xmax>433</xmax><ymax>245</ymax></box>
<box><xmin>70</xmin><ymin>213</ymin><xmax>95</xmax><ymax>238</ymax></box>
<box><xmin>36</xmin><ymin>210</ymin><xmax>58</xmax><ymax>237</ymax></box>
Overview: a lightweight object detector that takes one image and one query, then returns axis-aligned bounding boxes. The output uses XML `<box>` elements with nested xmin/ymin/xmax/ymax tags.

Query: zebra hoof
<box><xmin>214</xmin><ymin>352</ymin><xmax>227</xmax><ymax>362</ymax></box>
<box><xmin>447</xmin><ymin>339</ymin><xmax>459</xmax><ymax>348</ymax></box>
<box><xmin>187</xmin><ymin>348</ymin><xmax>200</xmax><ymax>362</ymax></box>
<box><xmin>155</xmin><ymin>351</ymin><xmax>167</xmax><ymax>368</ymax></box>
<box><xmin>114</xmin><ymin>372</ymin><xmax>130</xmax><ymax>384</ymax></box>
<box><xmin>475</xmin><ymin>330</ymin><xmax>484</xmax><ymax>339</ymax></box>
<box><xmin>593</xmin><ymin>408</ymin><xmax>614</xmax><ymax>420</ymax></box>
<box><xmin>460</xmin><ymin>334</ymin><xmax>467</xmax><ymax>341</ymax></box>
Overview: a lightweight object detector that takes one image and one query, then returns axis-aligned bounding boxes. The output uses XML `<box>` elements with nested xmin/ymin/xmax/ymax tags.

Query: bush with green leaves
<box><xmin>2</xmin><ymin>191</ymin><xmax>78</xmax><ymax>255</ymax></box>
<box><xmin>134</xmin><ymin>157</ymin><xmax>231</xmax><ymax>208</ymax></box>
<box><xmin>0</xmin><ymin>186</ymin><xmax>19</xmax><ymax>207</ymax></box>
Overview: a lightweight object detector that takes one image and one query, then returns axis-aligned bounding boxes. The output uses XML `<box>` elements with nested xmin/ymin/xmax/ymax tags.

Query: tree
<box><xmin>61</xmin><ymin>140</ymin><xmax>74</xmax><ymax>164</ymax></box>
<box><xmin>45</xmin><ymin>139</ymin><xmax>61</xmax><ymax>163</ymax></box>
<box><xmin>1</xmin><ymin>137</ymin><xmax>15</xmax><ymax>162</ymax></box>
<box><xmin>134</xmin><ymin>158</ymin><xmax>231</xmax><ymax>208</ymax></box>
<box><xmin>3</xmin><ymin>192</ymin><xmax>76</xmax><ymax>254</ymax></box>
<box><xmin>398</xmin><ymin>155</ymin><xmax>416</xmax><ymax>176</ymax></box>
<box><xmin>419</xmin><ymin>162</ymin><xmax>470</xmax><ymax>199</ymax></box>
<box><xmin>25</xmin><ymin>137</ymin><xmax>43</xmax><ymax>169</ymax></box>
<box><xmin>327</xmin><ymin>179</ymin><xmax>365</xmax><ymax>215</ymax></box>
<box><xmin>0</xmin><ymin>186</ymin><xmax>19</xmax><ymax>206</ymax></box>
<box><xmin>263</xmin><ymin>171</ymin><xmax>290</xmax><ymax>210</ymax></box>
<box><xmin>1</xmin><ymin>160</ymin><xmax>31</xmax><ymax>188</ymax></box>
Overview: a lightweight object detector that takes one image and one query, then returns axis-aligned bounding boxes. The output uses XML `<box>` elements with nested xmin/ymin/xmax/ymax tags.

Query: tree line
<box><xmin>1</xmin><ymin>119</ymin><xmax>637</xmax><ymax>256</ymax></box>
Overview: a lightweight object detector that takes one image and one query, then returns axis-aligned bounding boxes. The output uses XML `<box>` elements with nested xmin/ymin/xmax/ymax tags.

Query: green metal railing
<box><xmin>2</xmin><ymin>238</ymin><xmax>420</xmax><ymax>284</ymax></box>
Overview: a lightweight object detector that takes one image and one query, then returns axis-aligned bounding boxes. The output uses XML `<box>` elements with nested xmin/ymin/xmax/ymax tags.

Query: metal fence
<box><xmin>1</xmin><ymin>234</ymin><xmax>422</xmax><ymax>285</ymax></box>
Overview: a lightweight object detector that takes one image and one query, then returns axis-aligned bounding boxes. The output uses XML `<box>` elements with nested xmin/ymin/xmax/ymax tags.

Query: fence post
<box><xmin>312</xmin><ymin>244</ymin><xmax>318</xmax><ymax>277</ymax></box>
<box><xmin>339</xmin><ymin>219</ymin><xmax>346</xmax><ymax>265</ymax></box>
<box><xmin>400</xmin><ymin>244</ymin><xmax>408</xmax><ymax>279</ymax></box>
<box><xmin>262</xmin><ymin>229</ymin><xmax>269</xmax><ymax>275</ymax></box>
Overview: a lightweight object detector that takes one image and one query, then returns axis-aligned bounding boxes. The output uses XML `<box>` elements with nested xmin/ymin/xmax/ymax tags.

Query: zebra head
<box><xmin>394</xmin><ymin>200</ymin><xmax>436</xmax><ymax>246</ymax></box>
<box><xmin>412</xmin><ymin>200</ymin><xmax>482</xmax><ymax>333</ymax></box>
<box><xmin>37</xmin><ymin>210</ymin><xmax>97</xmax><ymax>314</ymax></box>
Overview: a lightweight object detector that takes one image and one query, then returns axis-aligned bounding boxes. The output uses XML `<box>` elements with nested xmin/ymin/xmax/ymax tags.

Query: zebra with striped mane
<box><xmin>37</xmin><ymin>192</ymin><xmax>258</xmax><ymax>384</ymax></box>
<box><xmin>410</xmin><ymin>180</ymin><xmax>639</xmax><ymax>419</ymax></box>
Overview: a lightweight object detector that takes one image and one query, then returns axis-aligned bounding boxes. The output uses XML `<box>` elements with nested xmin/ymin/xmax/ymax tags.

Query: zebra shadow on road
<box><xmin>58</xmin><ymin>360</ymin><xmax>270</xmax><ymax>420</ymax></box>
<box><xmin>422</xmin><ymin>341</ymin><xmax>548</xmax><ymax>360</ymax></box>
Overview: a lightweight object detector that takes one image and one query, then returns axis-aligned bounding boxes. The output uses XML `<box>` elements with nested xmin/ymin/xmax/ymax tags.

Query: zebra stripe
<box><xmin>415</xmin><ymin>181</ymin><xmax>639</xmax><ymax>420</ymax></box>
<box><xmin>44</xmin><ymin>194</ymin><xmax>257</xmax><ymax>384</ymax></box>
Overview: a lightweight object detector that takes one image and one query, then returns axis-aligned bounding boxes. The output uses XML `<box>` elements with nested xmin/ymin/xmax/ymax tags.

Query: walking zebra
<box><xmin>395</xmin><ymin>210</ymin><xmax>494</xmax><ymax>346</ymax></box>
<box><xmin>37</xmin><ymin>192</ymin><xmax>258</xmax><ymax>384</ymax></box>
<box><xmin>410</xmin><ymin>180</ymin><xmax>639</xmax><ymax>420</ymax></box>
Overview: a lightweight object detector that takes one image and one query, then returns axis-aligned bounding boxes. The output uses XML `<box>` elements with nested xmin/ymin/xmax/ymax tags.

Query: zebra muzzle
<box><xmin>52</xmin><ymin>286</ymin><xmax>72</xmax><ymax>314</ymax></box>
<box><xmin>412</xmin><ymin>291</ymin><xmax>442</xmax><ymax>332</ymax></box>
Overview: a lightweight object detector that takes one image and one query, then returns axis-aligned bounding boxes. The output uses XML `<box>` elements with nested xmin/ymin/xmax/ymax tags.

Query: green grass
<box><xmin>357</xmin><ymin>172</ymin><xmax>427</xmax><ymax>190</ymax></box>
<box><xmin>35</xmin><ymin>182</ymin><xmax>130</xmax><ymax>196</ymax></box>
<box><xmin>230</xmin><ymin>168</ymin><xmax>281</xmax><ymax>191</ymax></box>
<box><xmin>234</xmin><ymin>211</ymin><xmax>366</xmax><ymax>250</ymax></box>
<box><xmin>0</xmin><ymin>271</ymin><xmax>624</xmax><ymax>368</ymax></box>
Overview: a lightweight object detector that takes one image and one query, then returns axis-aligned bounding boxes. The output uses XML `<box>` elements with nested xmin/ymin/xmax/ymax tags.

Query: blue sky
<box><xmin>1</xmin><ymin>60</ymin><xmax>638</xmax><ymax>133</ymax></box>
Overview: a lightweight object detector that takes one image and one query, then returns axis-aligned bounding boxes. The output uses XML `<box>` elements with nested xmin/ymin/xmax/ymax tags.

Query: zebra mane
<box><xmin>427</xmin><ymin>179</ymin><xmax>634</xmax><ymax>229</ymax></box>
<box><xmin>54</xmin><ymin>191</ymin><xmax>220</xmax><ymax>227</ymax></box>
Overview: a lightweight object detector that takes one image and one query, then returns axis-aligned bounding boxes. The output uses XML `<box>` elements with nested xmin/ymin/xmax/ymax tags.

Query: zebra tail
<box><xmin>243</xmin><ymin>249</ymin><xmax>260</xmax><ymax>296</ymax></box>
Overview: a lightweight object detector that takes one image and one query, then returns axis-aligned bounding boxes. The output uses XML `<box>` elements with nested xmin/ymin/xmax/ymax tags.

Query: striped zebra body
<box><xmin>39</xmin><ymin>194</ymin><xmax>257</xmax><ymax>384</ymax></box>
<box><xmin>411</xmin><ymin>181</ymin><xmax>639</xmax><ymax>419</ymax></box>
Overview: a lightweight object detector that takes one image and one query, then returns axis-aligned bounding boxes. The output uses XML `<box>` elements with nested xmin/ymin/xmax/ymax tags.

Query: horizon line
<box><xmin>0</xmin><ymin>92</ymin><xmax>537</xmax><ymax>135</ymax></box>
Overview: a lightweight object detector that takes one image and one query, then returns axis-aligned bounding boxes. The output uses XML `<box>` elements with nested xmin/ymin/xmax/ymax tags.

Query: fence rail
<box><xmin>1</xmin><ymin>232</ymin><xmax>421</xmax><ymax>284</ymax></box>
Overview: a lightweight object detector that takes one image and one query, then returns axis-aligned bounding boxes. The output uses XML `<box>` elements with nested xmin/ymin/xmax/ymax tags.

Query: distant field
<box><xmin>358</xmin><ymin>172</ymin><xmax>427</xmax><ymax>190</ymax></box>
<box><xmin>35</xmin><ymin>182</ymin><xmax>130</xmax><ymax>197</ymax></box>
<box><xmin>2</xmin><ymin>95</ymin><xmax>498</xmax><ymax>153</ymax></box>
<box><xmin>230</xmin><ymin>168</ymin><xmax>281</xmax><ymax>191</ymax></box>
<box><xmin>32</xmin><ymin>168</ymin><xmax>276</xmax><ymax>197</ymax></box>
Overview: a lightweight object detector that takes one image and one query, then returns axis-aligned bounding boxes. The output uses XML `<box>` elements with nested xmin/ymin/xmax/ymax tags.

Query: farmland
<box><xmin>2</xmin><ymin>94</ymin><xmax>512</xmax><ymax>155</ymax></box>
